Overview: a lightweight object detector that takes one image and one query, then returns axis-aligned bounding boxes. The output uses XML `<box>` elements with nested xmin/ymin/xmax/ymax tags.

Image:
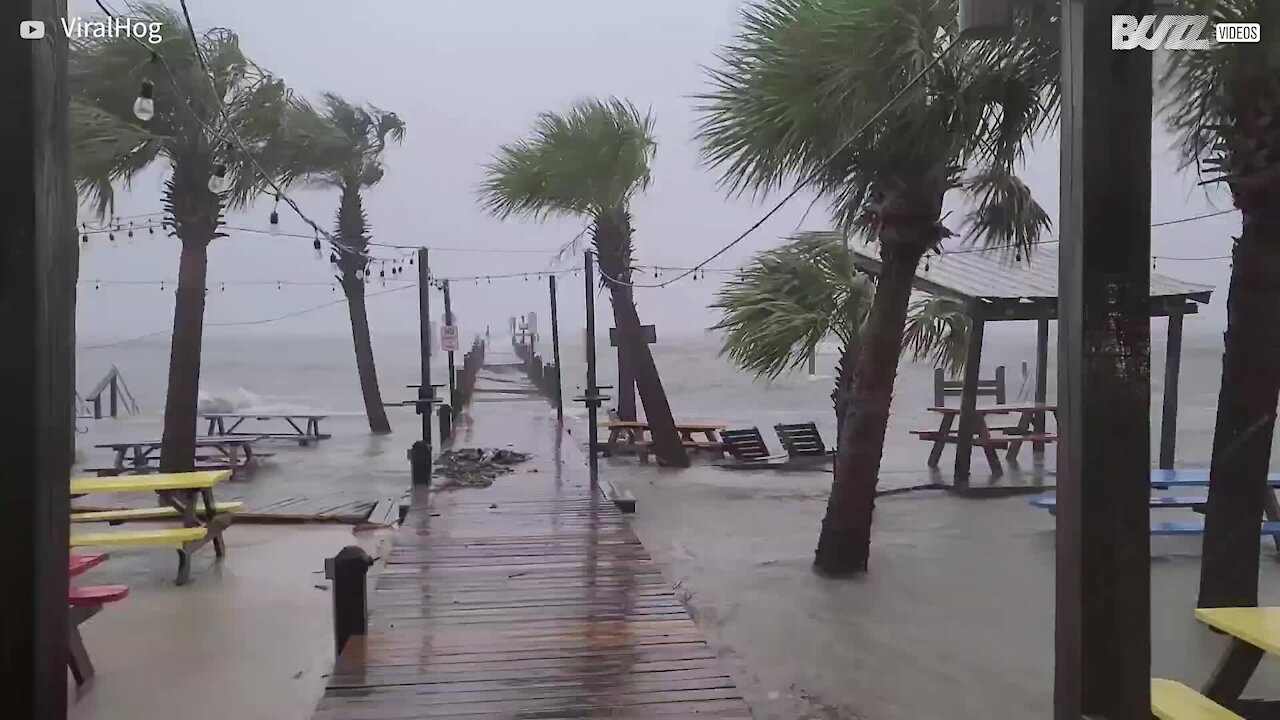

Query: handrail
<box><xmin>80</xmin><ymin>365</ymin><xmax>140</xmax><ymax>419</ymax></box>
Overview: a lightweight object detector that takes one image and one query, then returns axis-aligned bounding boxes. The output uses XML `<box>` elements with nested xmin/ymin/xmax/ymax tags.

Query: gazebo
<box><xmin>849</xmin><ymin>242</ymin><xmax>1214</xmax><ymax>488</ymax></box>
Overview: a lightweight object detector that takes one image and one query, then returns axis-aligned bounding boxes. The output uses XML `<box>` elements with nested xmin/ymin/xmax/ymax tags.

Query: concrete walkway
<box><xmin>312</xmin><ymin>356</ymin><xmax>752</xmax><ymax>719</ymax></box>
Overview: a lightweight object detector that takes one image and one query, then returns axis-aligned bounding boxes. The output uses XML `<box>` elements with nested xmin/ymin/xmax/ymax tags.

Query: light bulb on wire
<box><xmin>207</xmin><ymin>164</ymin><xmax>230</xmax><ymax>194</ymax></box>
<box><xmin>133</xmin><ymin>79</ymin><xmax>155</xmax><ymax>121</ymax></box>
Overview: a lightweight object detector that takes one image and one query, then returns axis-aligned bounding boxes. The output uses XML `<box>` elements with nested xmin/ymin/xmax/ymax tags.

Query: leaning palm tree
<box><xmin>479</xmin><ymin>98</ymin><xmax>690</xmax><ymax>467</ymax></box>
<box><xmin>698</xmin><ymin>0</ymin><xmax>1056</xmax><ymax>574</ymax></box>
<box><xmin>1161</xmin><ymin>0</ymin><xmax>1280</xmax><ymax>609</ymax></box>
<box><xmin>71</xmin><ymin>4</ymin><xmax>291</xmax><ymax>472</ymax></box>
<box><xmin>276</xmin><ymin>94</ymin><xmax>405</xmax><ymax>433</ymax></box>
<box><xmin>713</xmin><ymin>231</ymin><xmax>969</xmax><ymax>445</ymax></box>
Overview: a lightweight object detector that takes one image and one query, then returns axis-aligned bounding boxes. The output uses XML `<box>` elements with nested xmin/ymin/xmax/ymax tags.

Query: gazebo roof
<box><xmin>848</xmin><ymin>241</ymin><xmax>1214</xmax><ymax>320</ymax></box>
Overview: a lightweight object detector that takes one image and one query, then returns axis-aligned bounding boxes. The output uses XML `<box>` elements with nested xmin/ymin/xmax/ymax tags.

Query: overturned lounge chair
<box><xmin>715</xmin><ymin>423</ymin><xmax>834</xmax><ymax>471</ymax></box>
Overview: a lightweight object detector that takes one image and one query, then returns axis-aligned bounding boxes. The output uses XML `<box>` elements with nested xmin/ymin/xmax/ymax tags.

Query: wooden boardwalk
<box><xmin>313</xmin><ymin>383</ymin><xmax>752</xmax><ymax>719</ymax></box>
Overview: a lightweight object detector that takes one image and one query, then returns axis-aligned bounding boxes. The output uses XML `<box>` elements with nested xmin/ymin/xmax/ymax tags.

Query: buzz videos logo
<box><xmin>1112</xmin><ymin>15</ymin><xmax>1261</xmax><ymax>50</ymax></box>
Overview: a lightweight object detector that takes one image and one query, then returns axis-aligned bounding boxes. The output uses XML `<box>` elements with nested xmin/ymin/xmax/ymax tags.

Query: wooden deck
<box><xmin>313</xmin><ymin>384</ymin><xmax>751</xmax><ymax>719</ymax></box>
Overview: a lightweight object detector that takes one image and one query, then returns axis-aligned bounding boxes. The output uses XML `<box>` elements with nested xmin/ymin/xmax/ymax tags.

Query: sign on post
<box><xmin>440</xmin><ymin>325</ymin><xmax>459</xmax><ymax>353</ymax></box>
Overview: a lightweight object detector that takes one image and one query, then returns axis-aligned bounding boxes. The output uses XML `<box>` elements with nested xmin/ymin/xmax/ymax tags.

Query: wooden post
<box><xmin>410</xmin><ymin>248</ymin><xmax>432</xmax><ymax>485</ymax></box>
<box><xmin>1159</xmin><ymin>310</ymin><xmax>1184</xmax><ymax>470</ymax></box>
<box><xmin>550</xmin><ymin>275</ymin><xmax>564</xmax><ymax>423</ymax></box>
<box><xmin>326</xmin><ymin>546</ymin><xmax>373</xmax><ymax>655</ymax></box>
<box><xmin>1055</xmin><ymin>0</ymin><xmax>1153</xmax><ymax>717</ymax></box>
<box><xmin>443</xmin><ymin>280</ymin><xmax>457</xmax><ymax>413</ymax></box>
<box><xmin>1034</xmin><ymin>317</ymin><xmax>1050</xmax><ymax>453</ymax></box>
<box><xmin>585</xmin><ymin>251</ymin><xmax>600</xmax><ymax>488</ymax></box>
<box><xmin>953</xmin><ymin>307</ymin><xmax>986</xmax><ymax>489</ymax></box>
<box><xmin>3</xmin><ymin>0</ymin><xmax>76</xmax><ymax>715</ymax></box>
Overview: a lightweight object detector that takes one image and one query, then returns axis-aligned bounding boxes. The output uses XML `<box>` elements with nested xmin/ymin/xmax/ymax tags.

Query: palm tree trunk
<box><xmin>595</xmin><ymin>211</ymin><xmax>688</xmax><ymax>468</ymax></box>
<box><xmin>159</xmin><ymin>238</ymin><xmax>208</xmax><ymax>473</ymax></box>
<box><xmin>1198</xmin><ymin>215</ymin><xmax>1280</xmax><ymax>608</ymax></box>
<box><xmin>159</xmin><ymin>163</ymin><xmax>219</xmax><ymax>473</ymax></box>
<box><xmin>343</xmin><ymin>278</ymin><xmax>392</xmax><ymax>434</ymax></box>
<box><xmin>336</xmin><ymin>185</ymin><xmax>391</xmax><ymax>434</ymax></box>
<box><xmin>814</xmin><ymin>242</ymin><xmax>925</xmax><ymax>575</ymax></box>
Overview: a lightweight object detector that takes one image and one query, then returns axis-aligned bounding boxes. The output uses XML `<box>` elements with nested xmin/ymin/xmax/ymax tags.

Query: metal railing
<box><xmin>77</xmin><ymin>365</ymin><xmax>140</xmax><ymax>419</ymax></box>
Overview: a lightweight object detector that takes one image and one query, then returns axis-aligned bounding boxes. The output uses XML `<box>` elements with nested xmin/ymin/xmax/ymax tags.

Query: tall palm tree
<box><xmin>698</xmin><ymin>0</ymin><xmax>1056</xmax><ymax>574</ymax></box>
<box><xmin>713</xmin><ymin>231</ymin><xmax>969</xmax><ymax>445</ymax></box>
<box><xmin>276</xmin><ymin>94</ymin><xmax>405</xmax><ymax>433</ymax></box>
<box><xmin>479</xmin><ymin>98</ymin><xmax>690</xmax><ymax>467</ymax></box>
<box><xmin>1161</xmin><ymin>1</ymin><xmax>1280</xmax><ymax>608</ymax></box>
<box><xmin>71</xmin><ymin>4</ymin><xmax>291</xmax><ymax>472</ymax></box>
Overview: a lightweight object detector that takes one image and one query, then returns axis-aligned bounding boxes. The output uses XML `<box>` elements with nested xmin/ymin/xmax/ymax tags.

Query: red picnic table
<box><xmin>69</xmin><ymin>552</ymin><xmax>128</xmax><ymax>686</ymax></box>
<box><xmin>912</xmin><ymin>403</ymin><xmax>1059</xmax><ymax>475</ymax></box>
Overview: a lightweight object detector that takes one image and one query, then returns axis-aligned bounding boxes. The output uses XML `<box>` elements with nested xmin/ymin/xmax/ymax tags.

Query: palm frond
<box><xmin>478</xmin><ymin>97</ymin><xmax>656</xmax><ymax>222</ymax></box>
<box><xmin>961</xmin><ymin>165</ymin><xmax>1049</xmax><ymax>257</ymax></box>
<box><xmin>71</xmin><ymin>102</ymin><xmax>166</xmax><ymax>216</ymax></box>
<box><xmin>902</xmin><ymin>295</ymin><xmax>970</xmax><ymax>376</ymax></box>
<box><xmin>711</xmin><ymin>231</ymin><xmax>873</xmax><ymax>379</ymax></box>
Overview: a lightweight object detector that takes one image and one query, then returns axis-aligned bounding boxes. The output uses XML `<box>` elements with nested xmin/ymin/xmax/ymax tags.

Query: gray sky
<box><xmin>73</xmin><ymin>0</ymin><xmax>1239</xmax><ymax>342</ymax></box>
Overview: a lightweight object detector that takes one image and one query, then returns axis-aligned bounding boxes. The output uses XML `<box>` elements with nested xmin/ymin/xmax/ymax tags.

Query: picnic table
<box><xmin>913</xmin><ymin>403</ymin><xmax>1059</xmax><ymax>475</ymax></box>
<box><xmin>68</xmin><ymin>551</ymin><xmax>128</xmax><ymax>686</ymax></box>
<box><xmin>94</xmin><ymin>436</ymin><xmax>263</xmax><ymax>475</ymax></box>
<box><xmin>1197</xmin><ymin>606</ymin><xmax>1280</xmax><ymax>710</ymax></box>
<box><xmin>602</xmin><ymin>421</ymin><xmax>726</xmax><ymax>463</ymax></box>
<box><xmin>70</xmin><ymin>470</ymin><xmax>234</xmax><ymax>585</ymax></box>
<box><xmin>201</xmin><ymin>412</ymin><xmax>330</xmax><ymax>446</ymax></box>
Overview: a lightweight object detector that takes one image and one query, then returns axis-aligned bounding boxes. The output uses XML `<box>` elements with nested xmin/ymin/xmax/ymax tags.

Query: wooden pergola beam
<box><xmin>1</xmin><ymin>1</ymin><xmax>77</xmax><ymax>718</ymax></box>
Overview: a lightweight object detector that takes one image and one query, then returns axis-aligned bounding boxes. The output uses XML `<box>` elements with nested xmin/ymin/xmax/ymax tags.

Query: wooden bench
<box><xmin>774</xmin><ymin>422</ymin><xmax>833</xmax><ymax>458</ymax></box>
<box><xmin>721</xmin><ymin>427</ymin><xmax>775</xmax><ymax>461</ymax></box>
<box><xmin>1151</xmin><ymin>679</ymin><xmax>1242</xmax><ymax>719</ymax></box>
<box><xmin>72</xmin><ymin>501</ymin><xmax>243</xmax><ymax>524</ymax></box>
<box><xmin>1031</xmin><ymin>495</ymin><xmax>1207</xmax><ymax>514</ymax></box>
<box><xmin>68</xmin><ymin>552</ymin><xmax>129</xmax><ymax>687</ymax></box>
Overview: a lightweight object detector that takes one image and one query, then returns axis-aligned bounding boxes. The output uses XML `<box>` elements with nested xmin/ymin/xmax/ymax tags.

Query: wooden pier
<box><xmin>312</xmin><ymin>383</ymin><xmax>751</xmax><ymax>719</ymax></box>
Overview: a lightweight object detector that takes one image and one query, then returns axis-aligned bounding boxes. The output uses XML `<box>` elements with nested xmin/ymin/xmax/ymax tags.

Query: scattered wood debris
<box><xmin>433</xmin><ymin>448</ymin><xmax>532</xmax><ymax>490</ymax></box>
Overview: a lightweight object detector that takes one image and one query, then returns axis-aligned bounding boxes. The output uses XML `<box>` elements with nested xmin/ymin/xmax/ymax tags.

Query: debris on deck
<box><xmin>432</xmin><ymin>447</ymin><xmax>531</xmax><ymax>490</ymax></box>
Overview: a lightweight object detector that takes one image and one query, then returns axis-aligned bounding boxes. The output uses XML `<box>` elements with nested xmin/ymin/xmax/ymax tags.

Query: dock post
<box><xmin>5</xmin><ymin>0</ymin><xmax>77</xmax><ymax>714</ymax></box>
<box><xmin>1055</xmin><ymin>0</ymin><xmax>1154</xmax><ymax>716</ymax></box>
<box><xmin>550</xmin><ymin>275</ymin><xmax>564</xmax><ymax>423</ymax></box>
<box><xmin>443</xmin><ymin>280</ymin><xmax>457</xmax><ymax>414</ymax></box>
<box><xmin>584</xmin><ymin>252</ymin><xmax>602</xmax><ymax>488</ymax></box>
<box><xmin>326</xmin><ymin>545</ymin><xmax>374</xmax><ymax>656</ymax></box>
<box><xmin>1158</xmin><ymin>309</ymin><xmax>1184</xmax><ymax>470</ymax></box>
<box><xmin>411</xmin><ymin>247</ymin><xmax>433</xmax><ymax>486</ymax></box>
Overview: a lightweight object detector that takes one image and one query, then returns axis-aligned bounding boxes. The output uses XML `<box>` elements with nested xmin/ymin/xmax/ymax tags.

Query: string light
<box><xmin>132</xmin><ymin>79</ymin><xmax>155</xmax><ymax>121</ymax></box>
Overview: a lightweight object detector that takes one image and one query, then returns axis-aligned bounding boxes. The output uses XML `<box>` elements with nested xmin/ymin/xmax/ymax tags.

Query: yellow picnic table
<box><xmin>601</xmin><ymin>421</ymin><xmax>726</xmax><ymax>463</ymax></box>
<box><xmin>1193</xmin><ymin>606</ymin><xmax>1280</xmax><ymax>711</ymax></box>
<box><xmin>70</xmin><ymin>471</ymin><xmax>235</xmax><ymax>585</ymax></box>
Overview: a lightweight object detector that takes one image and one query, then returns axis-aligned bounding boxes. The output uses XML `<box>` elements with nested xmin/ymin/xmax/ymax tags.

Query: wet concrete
<box><xmin>68</xmin><ymin>524</ymin><xmax>391</xmax><ymax>720</ymax></box>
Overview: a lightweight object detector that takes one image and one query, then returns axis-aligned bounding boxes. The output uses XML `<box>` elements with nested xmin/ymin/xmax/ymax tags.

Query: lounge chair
<box><xmin>715</xmin><ymin>423</ymin><xmax>833</xmax><ymax>471</ymax></box>
<box><xmin>774</xmin><ymin>422</ymin><xmax>835</xmax><ymax>460</ymax></box>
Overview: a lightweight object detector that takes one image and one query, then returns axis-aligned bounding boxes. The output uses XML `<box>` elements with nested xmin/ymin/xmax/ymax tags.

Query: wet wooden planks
<box><xmin>314</xmin><ymin>411</ymin><xmax>751</xmax><ymax>719</ymax></box>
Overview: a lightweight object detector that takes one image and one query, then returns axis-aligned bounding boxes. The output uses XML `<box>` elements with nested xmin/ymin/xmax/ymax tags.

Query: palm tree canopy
<box><xmin>70</xmin><ymin>2</ymin><xmax>291</xmax><ymax>215</ymax></box>
<box><xmin>1160</xmin><ymin>1</ymin><xmax>1280</xmax><ymax>210</ymax></box>
<box><xmin>697</xmin><ymin>0</ymin><xmax>1057</xmax><ymax>253</ymax></box>
<box><xmin>478</xmin><ymin>97</ymin><xmax>657</xmax><ymax>222</ymax></box>
<box><xmin>276</xmin><ymin>93</ymin><xmax>406</xmax><ymax>191</ymax></box>
<box><xmin>713</xmin><ymin>231</ymin><xmax>969</xmax><ymax>379</ymax></box>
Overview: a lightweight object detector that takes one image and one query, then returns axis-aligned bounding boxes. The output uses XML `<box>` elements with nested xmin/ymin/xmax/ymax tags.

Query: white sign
<box><xmin>440</xmin><ymin>325</ymin><xmax>459</xmax><ymax>352</ymax></box>
<box><xmin>1111</xmin><ymin>15</ymin><xmax>1259</xmax><ymax>50</ymax></box>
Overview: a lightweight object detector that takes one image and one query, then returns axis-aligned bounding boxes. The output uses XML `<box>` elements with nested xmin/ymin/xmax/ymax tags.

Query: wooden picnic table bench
<box><xmin>602</xmin><ymin>420</ymin><xmax>726</xmax><ymax>463</ymax></box>
<box><xmin>70</xmin><ymin>470</ymin><xmax>235</xmax><ymax>585</ymax></box>
<box><xmin>1194</xmin><ymin>606</ymin><xmax>1280</xmax><ymax>713</ymax></box>
<box><xmin>201</xmin><ymin>412</ymin><xmax>331</xmax><ymax>446</ymax></box>
<box><xmin>94</xmin><ymin>436</ymin><xmax>264</xmax><ymax>475</ymax></box>
<box><xmin>913</xmin><ymin>403</ymin><xmax>1059</xmax><ymax>474</ymax></box>
<box><xmin>68</xmin><ymin>551</ymin><xmax>128</xmax><ymax>686</ymax></box>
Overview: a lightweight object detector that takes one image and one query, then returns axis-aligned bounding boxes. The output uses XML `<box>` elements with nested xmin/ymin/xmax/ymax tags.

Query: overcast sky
<box><xmin>71</xmin><ymin>0</ymin><xmax>1240</xmax><ymax>342</ymax></box>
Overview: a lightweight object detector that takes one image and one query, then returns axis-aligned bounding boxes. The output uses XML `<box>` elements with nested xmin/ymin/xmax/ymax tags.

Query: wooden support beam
<box><xmin>1054</xmin><ymin>0</ymin><xmax>1154</xmax><ymax>717</ymax></box>
<box><xmin>1159</xmin><ymin>311</ymin><xmax>1185</xmax><ymax>470</ymax></box>
<box><xmin>2</xmin><ymin>1</ymin><xmax>76</xmax><ymax>716</ymax></box>
<box><xmin>1034</xmin><ymin>317</ymin><xmax>1050</xmax><ymax>453</ymax></box>
<box><xmin>953</xmin><ymin>307</ymin><xmax>986</xmax><ymax>489</ymax></box>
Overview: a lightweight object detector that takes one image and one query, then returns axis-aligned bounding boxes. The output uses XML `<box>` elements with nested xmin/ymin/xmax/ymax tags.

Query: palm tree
<box><xmin>1161</xmin><ymin>0</ymin><xmax>1280</xmax><ymax>608</ymax></box>
<box><xmin>276</xmin><ymin>94</ymin><xmax>405</xmax><ymax>434</ymax></box>
<box><xmin>479</xmin><ymin>98</ymin><xmax>690</xmax><ymax>467</ymax></box>
<box><xmin>698</xmin><ymin>0</ymin><xmax>1056</xmax><ymax>574</ymax></box>
<box><xmin>71</xmin><ymin>4</ymin><xmax>291</xmax><ymax>472</ymax></box>
<box><xmin>712</xmin><ymin>231</ymin><xmax>969</xmax><ymax>445</ymax></box>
